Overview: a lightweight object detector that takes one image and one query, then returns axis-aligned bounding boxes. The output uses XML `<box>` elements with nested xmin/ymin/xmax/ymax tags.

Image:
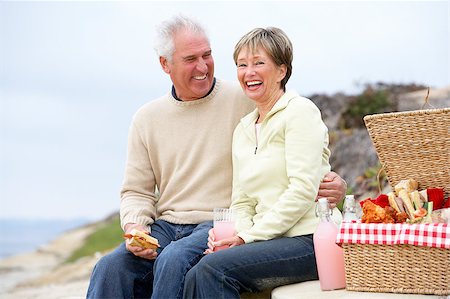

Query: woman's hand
<box><xmin>124</xmin><ymin>223</ymin><xmax>158</xmax><ymax>260</ymax></box>
<box><xmin>204</xmin><ymin>229</ymin><xmax>245</xmax><ymax>254</ymax></box>
<box><xmin>204</xmin><ymin>228</ymin><xmax>216</xmax><ymax>254</ymax></box>
<box><xmin>216</xmin><ymin>235</ymin><xmax>245</xmax><ymax>249</ymax></box>
<box><xmin>316</xmin><ymin>171</ymin><xmax>347</xmax><ymax>209</ymax></box>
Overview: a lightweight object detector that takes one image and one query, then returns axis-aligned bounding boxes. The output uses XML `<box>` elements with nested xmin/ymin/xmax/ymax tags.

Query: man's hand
<box><xmin>124</xmin><ymin>223</ymin><xmax>158</xmax><ymax>260</ymax></box>
<box><xmin>316</xmin><ymin>171</ymin><xmax>347</xmax><ymax>209</ymax></box>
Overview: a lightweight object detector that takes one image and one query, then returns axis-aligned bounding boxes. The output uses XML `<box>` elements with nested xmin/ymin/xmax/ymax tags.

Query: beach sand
<box><xmin>0</xmin><ymin>224</ymin><xmax>100</xmax><ymax>299</ymax></box>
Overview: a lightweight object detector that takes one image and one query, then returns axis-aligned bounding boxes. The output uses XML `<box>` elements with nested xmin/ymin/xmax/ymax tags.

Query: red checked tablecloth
<box><xmin>336</xmin><ymin>222</ymin><xmax>450</xmax><ymax>249</ymax></box>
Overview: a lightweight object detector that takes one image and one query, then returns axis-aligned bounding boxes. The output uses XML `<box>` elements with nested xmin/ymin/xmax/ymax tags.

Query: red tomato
<box><xmin>413</xmin><ymin>207</ymin><xmax>427</xmax><ymax>218</ymax></box>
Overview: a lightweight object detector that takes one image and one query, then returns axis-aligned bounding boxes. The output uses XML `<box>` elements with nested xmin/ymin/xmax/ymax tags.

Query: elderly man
<box><xmin>87</xmin><ymin>15</ymin><xmax>346</xmax><ymax>299</ymax></box>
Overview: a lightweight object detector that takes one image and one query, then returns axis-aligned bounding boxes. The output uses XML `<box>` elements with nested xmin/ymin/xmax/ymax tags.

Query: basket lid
<box><xmin>364</xmin><ymin>108</ymin><xmax>450</xmax><ymax>199</ymax></box>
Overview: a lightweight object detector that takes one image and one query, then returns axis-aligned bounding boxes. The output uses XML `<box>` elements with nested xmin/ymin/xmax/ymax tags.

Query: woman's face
<box><xmin>236</xmin><ymin>46</ymin><xmax>286</xmax><ymax>103</ymax></box>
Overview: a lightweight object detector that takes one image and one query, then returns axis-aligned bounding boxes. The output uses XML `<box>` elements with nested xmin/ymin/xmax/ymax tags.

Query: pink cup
<box><xmin>213</xmin><ymin>208</ymin><xmax>235</xmax><ymax>251</ymax></box>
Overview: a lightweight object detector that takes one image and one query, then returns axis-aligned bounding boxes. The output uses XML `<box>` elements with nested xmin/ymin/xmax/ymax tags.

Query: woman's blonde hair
<box><xmin>233</xmin><ymin>27</ymin><xmax>293</xmax><ymax>91</ymax></box>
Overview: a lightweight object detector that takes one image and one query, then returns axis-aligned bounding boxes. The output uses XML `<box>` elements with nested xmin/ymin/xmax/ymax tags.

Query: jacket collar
<box><xmin>240</xmin><ymin>90</ymin><xmax>298</xmax><ymax>128</ymax></box>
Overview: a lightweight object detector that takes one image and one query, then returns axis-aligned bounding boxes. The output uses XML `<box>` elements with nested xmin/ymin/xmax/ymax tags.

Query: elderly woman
<box><xmin>183</xmin><ymin>27</ymin><xmax>342</xmax><ymax>298</ymax></box>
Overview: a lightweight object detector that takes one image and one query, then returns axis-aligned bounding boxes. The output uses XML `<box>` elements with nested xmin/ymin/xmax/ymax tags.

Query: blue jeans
<box><xmin>183</xmin><ymin>234</ymin><xmax>318</xmax><ymax>299</ymax></box>
<box><xmin>86</xmin><ymin>220</ymin><xmax>212</xmax><ymax>299</ymax></box>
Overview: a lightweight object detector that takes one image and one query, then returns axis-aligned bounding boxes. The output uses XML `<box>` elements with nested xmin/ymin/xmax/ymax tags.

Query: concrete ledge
<box><xmin>241</xmin><ymin>289</ymin><xmax>271</xmax><ymax>299</ymax></box>
<box><xmin>271</xmin><ymin>280</ymin><xmax>447</xmax><ymax>299</ymax></box>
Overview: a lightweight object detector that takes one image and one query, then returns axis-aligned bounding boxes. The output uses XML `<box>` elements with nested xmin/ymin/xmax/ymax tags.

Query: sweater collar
<box><xmin>171</xmin><ymin>78</ymin><xmax>217</xmax><ymax>102</ymax></box>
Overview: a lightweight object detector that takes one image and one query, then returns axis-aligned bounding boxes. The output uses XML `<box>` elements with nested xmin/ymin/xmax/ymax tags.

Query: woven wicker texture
<box><xmin>342</xmin><ymin>243</ymin><xmax>450</xmax><ymax>295</ymax></box>
<box><xmin>347</xmin><ymin>108</ymin><xmax>450</xmax><ymax>295</ymax></box>
<box><xmin>364</xmin><ymin>108</ymin><xmax>450</xmax><ymax>199</ymax></box>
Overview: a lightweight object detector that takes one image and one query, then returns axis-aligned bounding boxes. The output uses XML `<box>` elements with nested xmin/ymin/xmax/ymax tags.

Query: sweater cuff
<box><xmin>120</xmin><ymin>215</ymin><xmax>154</xmax><ymax>232</ymax></box>
<box><xmin>120</xmin><ymin>195</ymin><xmax>156</xmax><ymax>231</ymax></box>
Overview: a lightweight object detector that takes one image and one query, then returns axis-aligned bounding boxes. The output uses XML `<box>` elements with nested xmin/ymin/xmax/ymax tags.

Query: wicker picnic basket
<box><xmin>342</xmin><ymin>107</ymin><xmax>450</xmax><ymax>296</ymax></box>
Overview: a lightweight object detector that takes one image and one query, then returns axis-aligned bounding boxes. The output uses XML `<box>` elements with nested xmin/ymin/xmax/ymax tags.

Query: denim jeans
<box><xmin>183</xmin><ymin>234</ymin><xmax>318</xmax><ymax>299</ymax></box>
<box><xmin>86</xmin><ymin>219</ymin><xmax>212</xmax><ymax>299</ymax></box>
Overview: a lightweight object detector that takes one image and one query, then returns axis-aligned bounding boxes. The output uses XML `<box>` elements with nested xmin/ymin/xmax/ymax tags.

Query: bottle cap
<box><xmin>318</xmin><ymin>197</ymin><xmax>328</xmax><ymax>204</ymax></box>
<box><xmin>316</xmin><ymin>197</ymin><xmax>332</xmax><ymax>217</ymax></box>
<box><xmin>345</xmin><ymin>195</ymin><xmax>355</xmax><ymax>203</ymax></box>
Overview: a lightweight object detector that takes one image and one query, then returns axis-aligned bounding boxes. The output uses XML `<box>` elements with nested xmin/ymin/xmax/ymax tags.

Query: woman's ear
<box><xmin>160</xmin><ymin>56</ymin><xmax>170</xmax><ymax>74</ymax></box>
<box><xmin>277</xmin><ymin>64</ymin><xmax>287</xmax><ymax>83</ymax></box>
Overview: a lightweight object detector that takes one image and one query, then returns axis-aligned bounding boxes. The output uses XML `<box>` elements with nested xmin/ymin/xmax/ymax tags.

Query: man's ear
<box><xmin>160</xmin><ymin>56</ymin><xmax>170</xmax><ymax>74</ymax></box>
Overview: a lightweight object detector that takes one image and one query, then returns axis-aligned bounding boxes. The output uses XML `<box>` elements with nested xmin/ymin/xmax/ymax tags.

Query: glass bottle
<box><xmin>313</xmin><ymin>197</ymin><xmax>346</xmax><ymax>291</ymax></box>
<box><xmin>343</xmin><ymin>195</ymin><xmax>358</xmax><ymax>222</ymax></box>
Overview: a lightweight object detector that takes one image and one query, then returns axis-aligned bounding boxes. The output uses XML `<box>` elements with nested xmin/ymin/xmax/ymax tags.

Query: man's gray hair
<box><xmin>154</xmin><ymin>15</ymin><xmax>209</xmax><ymax>62</ymax></box>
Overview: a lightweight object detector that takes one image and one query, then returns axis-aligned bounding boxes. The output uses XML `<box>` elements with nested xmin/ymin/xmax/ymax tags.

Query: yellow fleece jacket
<box><xmin>231</xmin><ymin>90</ymin><xmax>342</xmax><ymax>243</ymax></box>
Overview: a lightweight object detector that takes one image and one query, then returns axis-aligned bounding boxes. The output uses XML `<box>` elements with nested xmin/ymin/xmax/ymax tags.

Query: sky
<box><xmin>1</xmin><ymin>0</ymin><xmax>449</xmax><ymax>222</ymax></box>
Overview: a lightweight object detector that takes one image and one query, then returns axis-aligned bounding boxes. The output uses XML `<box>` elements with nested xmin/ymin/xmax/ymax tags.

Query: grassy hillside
<box><xmin>65</xmin><ymin>213</ymin><xmax>123</xmax><ymax>263</ymax></box>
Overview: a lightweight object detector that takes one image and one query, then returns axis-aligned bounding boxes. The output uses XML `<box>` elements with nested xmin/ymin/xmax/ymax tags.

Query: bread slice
<box><xmin>394</xmin><ymin>179</ymin><xmax>419</xmax><ymax>194</ymax></box>
<box><xmin>395</xmin><ymin>197</ymin><xmax>406</xmax><ymax>213</ymax></box>
<box><xmin>398</xmin><ymin>189</ymin><xmax>415</xmax><ymax>220</ymax></box>
<box><xmin>418</xmin><ymin>189</ymin><xmax>428</xmax><ymax>202</ymax></box>
<box><xmin>410</xmin><ymin>190</ymin><xmax>423</xmax><ymax>210</ymax></box>
<box><xmin>388</xmin><ymin>192</ymin><xmax>401</xmax><ymax>213</ymax></box>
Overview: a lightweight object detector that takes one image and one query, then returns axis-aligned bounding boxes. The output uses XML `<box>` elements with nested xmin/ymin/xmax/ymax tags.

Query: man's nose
<box><xmin>196</xmin><ymin>58</ymin><xmax>208</xmax><ymax>72</ymax></box>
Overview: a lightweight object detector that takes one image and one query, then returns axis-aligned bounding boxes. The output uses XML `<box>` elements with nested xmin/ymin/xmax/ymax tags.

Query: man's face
<box><xmin>160</xmin><ymin>29</ymin><xmax>215</xmax><ymax>101</ymax></box>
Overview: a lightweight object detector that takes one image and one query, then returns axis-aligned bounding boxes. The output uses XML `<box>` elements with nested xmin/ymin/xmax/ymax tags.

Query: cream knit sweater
<box><xmin>120</xmin><ymin>79</ymin><xmax>254</xmax><ymax>230</ymax></box>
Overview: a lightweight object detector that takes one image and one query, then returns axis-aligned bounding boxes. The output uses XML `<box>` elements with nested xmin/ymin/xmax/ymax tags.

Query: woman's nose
<box><xmin>246</xmin><ymin>65</ymin><xmax>256</xmax><ymax>76</ymax></box>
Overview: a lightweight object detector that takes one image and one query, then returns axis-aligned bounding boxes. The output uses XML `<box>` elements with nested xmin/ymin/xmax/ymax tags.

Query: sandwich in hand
<box><xmin>124</xmin><ymin>228</ymin><xmax>160</xmax><ymax>250</ymax></box>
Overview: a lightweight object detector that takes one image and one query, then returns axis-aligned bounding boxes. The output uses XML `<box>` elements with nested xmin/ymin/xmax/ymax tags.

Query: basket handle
<box><xmin>421</xmin><ymin>87</ymin><xmax>436</xmax><ymax>109</ymax></box>
<box><xmin>377</xmin><ymin>165</ymin><xmax>385</xmax><ymax>195</ymax></box>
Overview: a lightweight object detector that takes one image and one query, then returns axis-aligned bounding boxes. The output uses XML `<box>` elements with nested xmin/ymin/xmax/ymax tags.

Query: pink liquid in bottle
<box><xmin>213</xmin><ymin>221</ymin><xmax>235</xmax><ymax>252</ymax></box>
<box><xmin>313</xmin><ymin>198</ymin><xmax>346</xmax><ymax>291</ymax></box>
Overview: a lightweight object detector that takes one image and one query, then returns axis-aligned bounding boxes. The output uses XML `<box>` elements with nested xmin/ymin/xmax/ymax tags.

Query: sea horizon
<box><xmin>0</xmin><ymin>218</ymin><xmax>90</xmax><ymax>259</ymax></box>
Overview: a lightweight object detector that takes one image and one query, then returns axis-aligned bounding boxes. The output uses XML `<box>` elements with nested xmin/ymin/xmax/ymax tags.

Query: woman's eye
<box><xmin>256</xmin><ymin>61</ymin><xmax>264</xmax><ymax>65</ymax></box>
<box><xmin>237</xmin><ymin>63</ymin><xmax>247</xmax><ymax>68</ymax></box>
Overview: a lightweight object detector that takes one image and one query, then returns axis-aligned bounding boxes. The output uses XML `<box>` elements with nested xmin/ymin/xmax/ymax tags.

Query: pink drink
<box><xmin>313</xmin><ymin>221</ymin><xmax>346</xmax><ymax>290</ymax></box>
<box><xmin>213</xmin><ymin>221</ymin><xmax>235</xmax><ymax>252</ymax></box>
